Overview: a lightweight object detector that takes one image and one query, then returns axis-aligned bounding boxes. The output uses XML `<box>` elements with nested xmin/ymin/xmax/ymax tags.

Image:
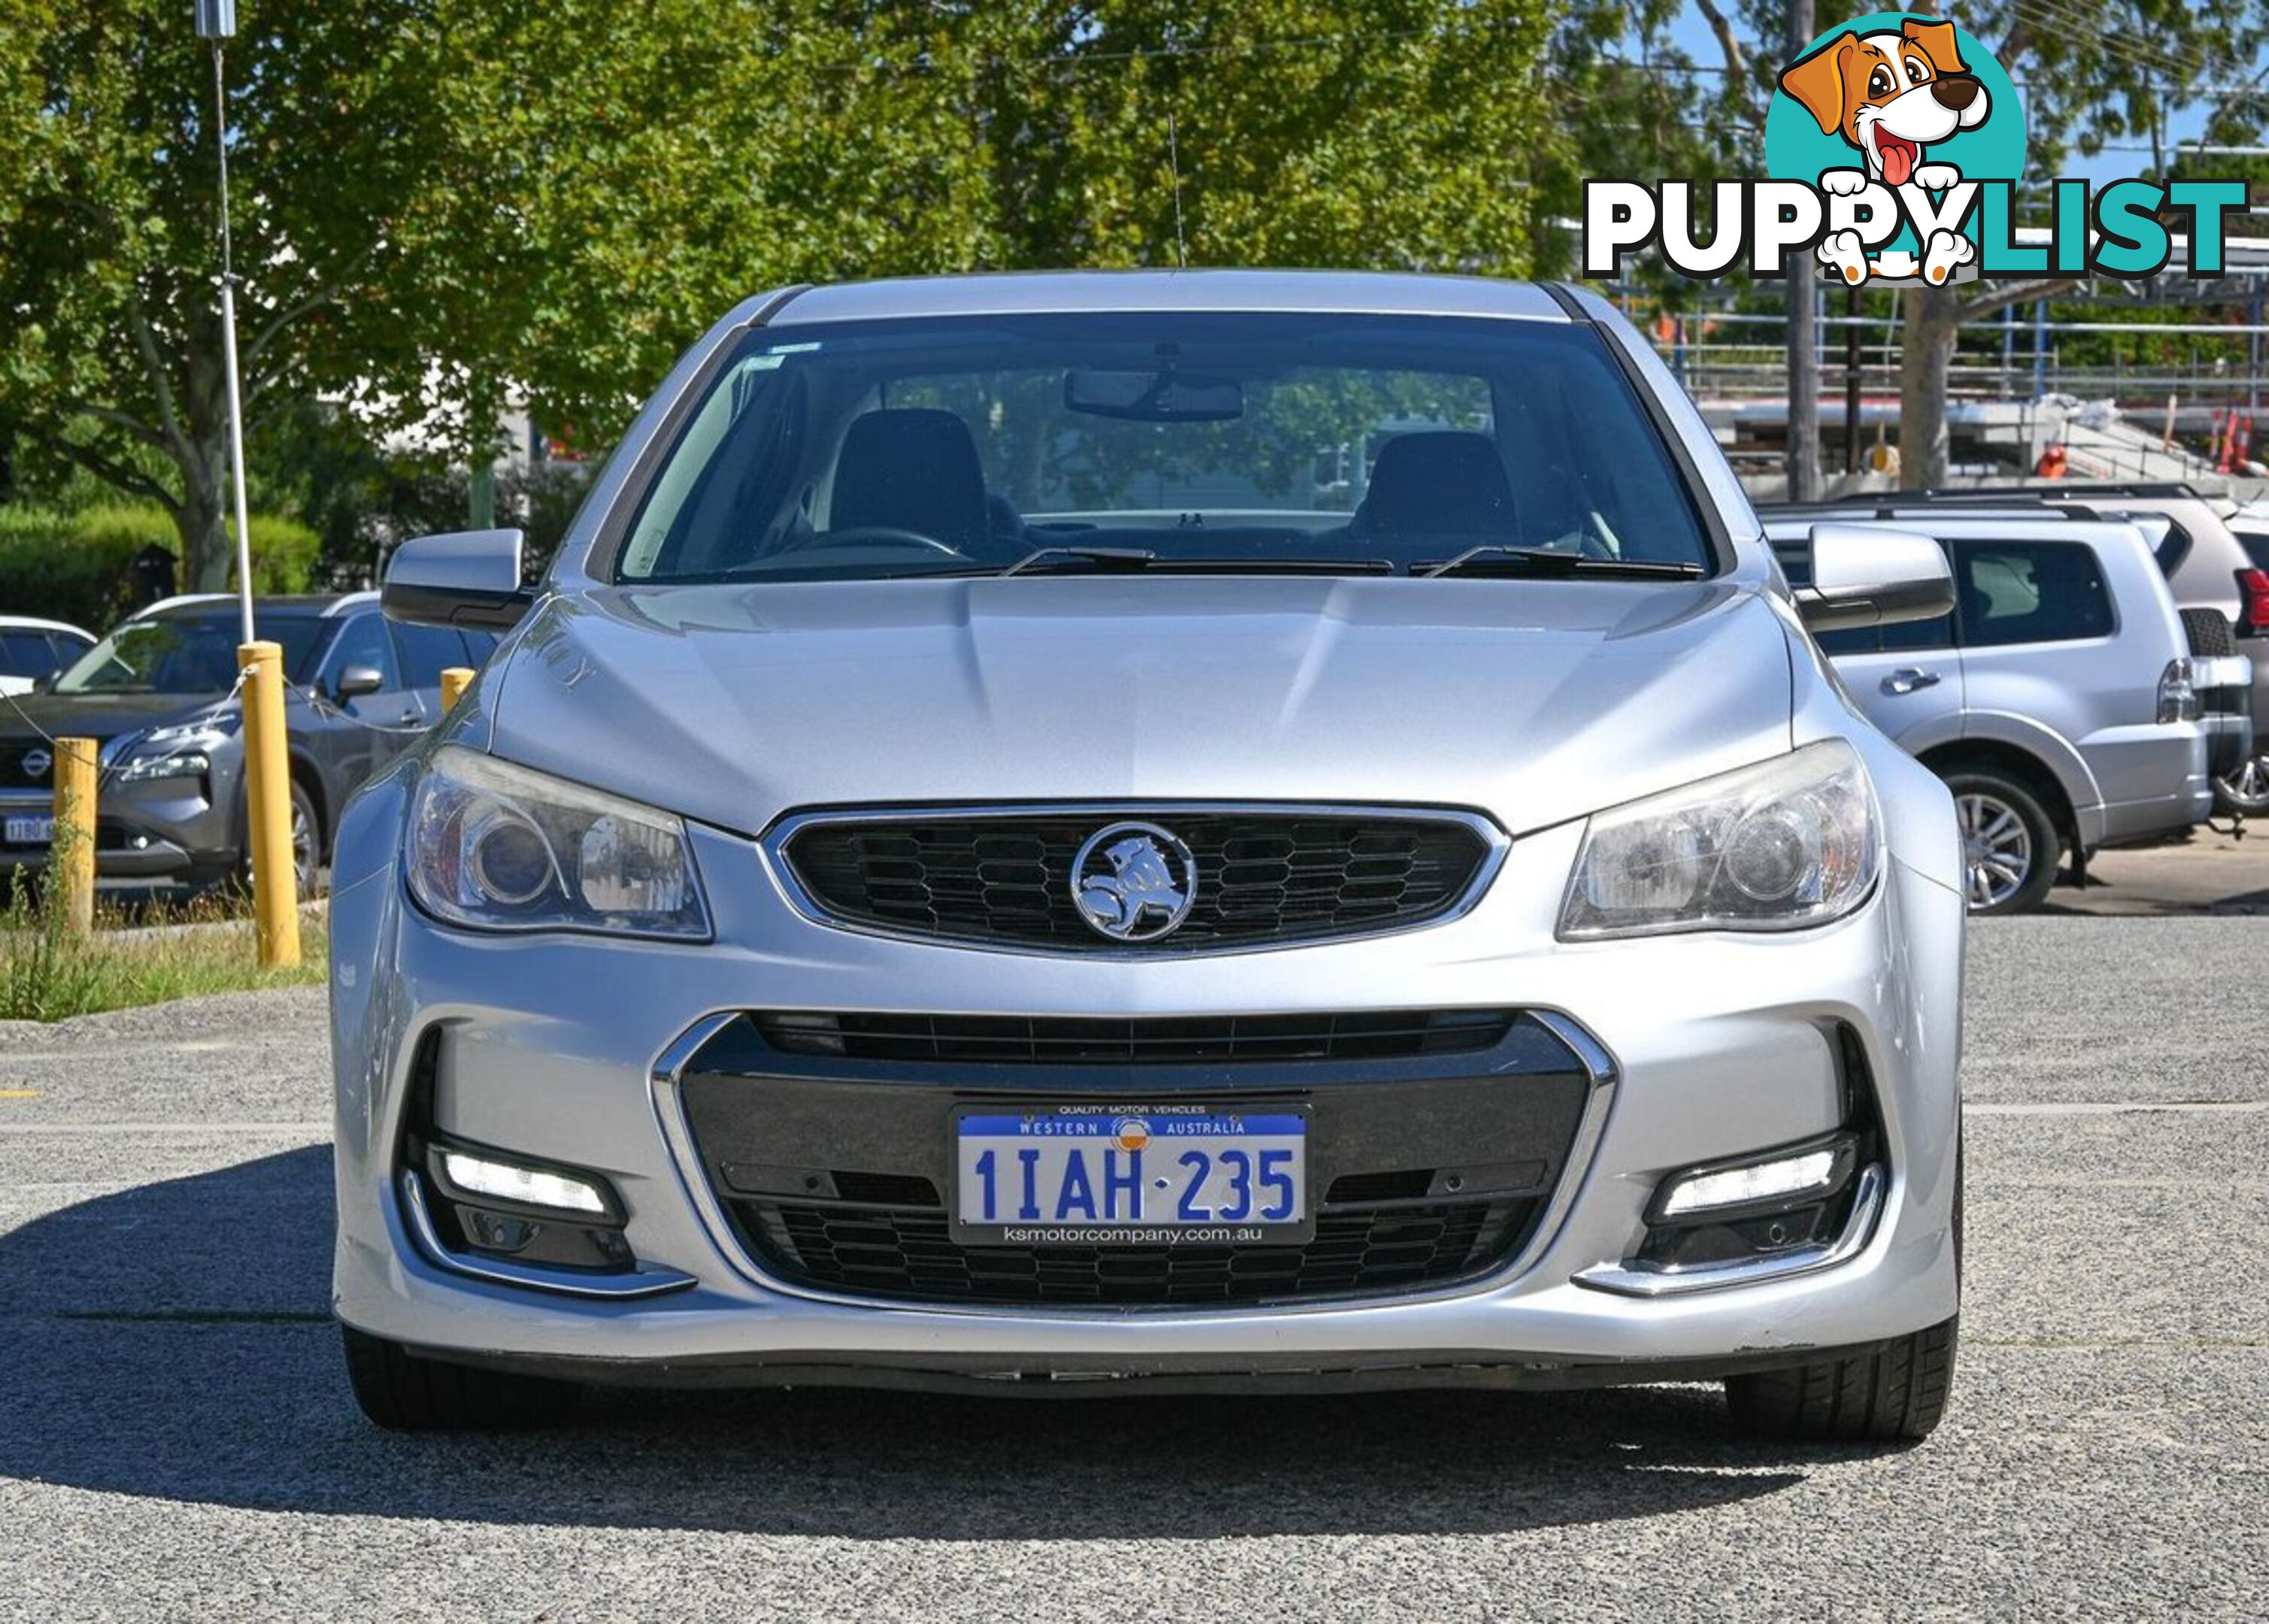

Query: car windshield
<box><xmin>54</xmin><ymin>611</ymin><xmax>328</xmax><ymax>695</ymax></box>
<box><xmin>616</xmin><ymin>311</ymin><xmax>1714</xmax><ymax>582</ymax></box>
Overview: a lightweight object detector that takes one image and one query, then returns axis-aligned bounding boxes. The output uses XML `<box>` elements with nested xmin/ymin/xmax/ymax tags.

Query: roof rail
<box><xmin>1915</xmin><ymin>481</ymin><xmax>2201</xmax><ymax>500</ymax></box>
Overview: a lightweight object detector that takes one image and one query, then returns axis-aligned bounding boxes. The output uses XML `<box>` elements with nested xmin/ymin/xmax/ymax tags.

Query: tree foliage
<box><xmin>0</xmin><ymin>0</ymin><xmax>1562</xmax><ymax>584</ymax></box>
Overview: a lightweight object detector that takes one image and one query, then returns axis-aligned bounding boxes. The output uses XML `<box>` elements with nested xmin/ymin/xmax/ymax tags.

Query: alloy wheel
<box><xmin>241</xmin><ymin>794</ymin><xmax>317</xmax><ymax>893</ymax></box>
<box><xmin>2216</xmin><ymin>753</ymin><xmax>2269</xmax><ymax>815</ymax></box>
<box><xmin>1958</xmin><ymin>792</ymin><xmax>2033</xmax><ymax>910</ymax></box>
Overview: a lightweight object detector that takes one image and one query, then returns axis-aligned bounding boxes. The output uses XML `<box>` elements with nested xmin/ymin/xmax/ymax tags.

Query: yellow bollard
<box><xmin>236</xmin><ymin>641</ymin><xmax>301</xmax><ymax>969</ymax></box>
<box><xmin>50</xmin><ymin>737</ymin><xmax>96</xmax><ymax>937</ymax></box>
<box><xmin>438</xmin><ymin>666</ymin><xmax>475</xmax><ymax>713</ymax></box>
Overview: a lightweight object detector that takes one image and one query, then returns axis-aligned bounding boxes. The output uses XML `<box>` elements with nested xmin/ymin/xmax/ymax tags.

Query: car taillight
<box><xmin>2239</xmin><ymin>568</ymin><xmax>2269</xmax><ymax>636</ymax></box>
<box><xmin>2158</xmin><ymin>658</ymin><xmax>2201</xmax><ymax>724</ymax></box>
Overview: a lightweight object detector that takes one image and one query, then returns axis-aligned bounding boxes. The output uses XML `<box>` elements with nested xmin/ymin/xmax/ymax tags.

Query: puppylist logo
<box><xmin>1583</xmin><ymin>11</ymin><xmax>2249</xmax><ymax>287</ymax></box>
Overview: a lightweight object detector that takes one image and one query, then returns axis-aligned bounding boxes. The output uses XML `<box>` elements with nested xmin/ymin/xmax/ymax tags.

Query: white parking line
<box><xmin>0</xmin><ymin>1122</ymin><xmax>331</xmax><ymax>1134</ymax></box>
<box><xmin>1964</xmin><ymin>1101</ymin><xmax>2269</xmax><ymax>1116</ymax></box>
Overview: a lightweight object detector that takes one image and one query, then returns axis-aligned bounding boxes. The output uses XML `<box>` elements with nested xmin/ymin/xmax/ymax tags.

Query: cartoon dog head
<box><xmin>1779</xmin><ymin>17</ymin><xmax>1989</xmax><ymax>188</ymax></box>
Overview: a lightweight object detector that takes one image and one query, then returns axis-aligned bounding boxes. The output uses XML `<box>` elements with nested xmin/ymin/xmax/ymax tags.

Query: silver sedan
<box><xmin>330</xmin><ymin>271</ymin><xmax>1967</xmax><ymax>1444</ymax></box>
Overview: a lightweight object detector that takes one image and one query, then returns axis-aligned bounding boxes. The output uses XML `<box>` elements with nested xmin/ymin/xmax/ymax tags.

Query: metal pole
<box><xmin>1782</xmin><ymin>0</ymin><xmax>1819</xmax><ymax>501</ymax></box>
<box><xmin>2032</xmin><ymin>298</ymin><xmax>2048</xmax><ymax>400</ymax></box>
<box><xmin>1845</xmin><ymin>286</ymin><xmax>1862</xmax><ymax>474</ymax></box>
<box><xmin>2252</xmin><ymin>291</ymin><xmax>2263</xmax><ymax>417</ymax></box>
<box><xmin>206</xmin><ymin>20</ymin><xmax>297</xmax><ymax>968</ymax></box>
<box><xmin>211</xmin><ymin>42</ymin><xmax>255</xmax><ymax>644</ymax></box>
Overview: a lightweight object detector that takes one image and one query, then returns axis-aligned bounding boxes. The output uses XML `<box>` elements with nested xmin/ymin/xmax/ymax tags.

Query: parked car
<box><xmin>1763</xmin><ymin>506</ymin><xmax>2249</xmax><ymax>914</ymax></box>
<box><xmin>0</xmin><ymin>593</ymin><xmax>496</xmax><ymax>892</ymax></box>
<box><xmin>0</xmin><ymin>615</ymin><xmax>96</xmax><ymax>696</ymax></box>
<box><xmin>333</xmin><ymin>271</ymin><xmax>1968</xmax><ymax>1444</ymax></box>
<box><xmin>1869</xmin><ymin>484</ymin><xmax>2269</xmax><ymax>817</ymax></box>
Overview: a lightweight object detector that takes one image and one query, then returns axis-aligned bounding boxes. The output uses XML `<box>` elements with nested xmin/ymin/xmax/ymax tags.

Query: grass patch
<box><xmin>1</xmin><ymin>872</ymin><xmax>326</xmax><ymax>1022</ymax></box>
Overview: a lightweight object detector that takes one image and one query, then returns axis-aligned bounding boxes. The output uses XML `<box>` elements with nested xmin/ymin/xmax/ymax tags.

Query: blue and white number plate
<box><xmin>953</xmin><ymin>1104</ymin><xmax>1310</xmax><ymax>1245</ymax></box>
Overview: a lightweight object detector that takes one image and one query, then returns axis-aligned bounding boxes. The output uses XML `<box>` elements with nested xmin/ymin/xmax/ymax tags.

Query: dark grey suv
<box><xmin>0</xmin><ymin>593</ymin><xmax>496</xmax><ymax>892</ymax></box>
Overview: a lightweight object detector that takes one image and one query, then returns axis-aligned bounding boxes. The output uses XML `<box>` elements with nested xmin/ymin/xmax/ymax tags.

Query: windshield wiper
<box><xmin>998</xmin><ymin>545</ymin><xmax>1160</xmax><ymax>576</ymax></box>
<box><xmin>984</xmin><ymin>548</ymin><xmax>1397</xmax><ymax>578</ymax></box>
<box><xmin>1419</xmin><ymin>546</ymin><xmax>1704</xmax><ymax>581</ymax></box>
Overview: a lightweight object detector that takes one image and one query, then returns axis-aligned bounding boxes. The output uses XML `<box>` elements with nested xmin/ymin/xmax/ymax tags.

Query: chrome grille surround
<box><xmin>761</xmin><ymin>802</ymin><xmax>1509</xmax><ymax>956</ymax></box>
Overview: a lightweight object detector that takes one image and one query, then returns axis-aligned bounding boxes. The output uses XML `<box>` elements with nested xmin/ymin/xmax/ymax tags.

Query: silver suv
<box><xmin>1764</xmin><ymin>510</ymin><xmax>2247</xmax><ymax>913</ymax></box>
<box><xmin>1878</xmin><ymin>485</ymin><xmax>2269</xmax><ymax>817</ymax></box>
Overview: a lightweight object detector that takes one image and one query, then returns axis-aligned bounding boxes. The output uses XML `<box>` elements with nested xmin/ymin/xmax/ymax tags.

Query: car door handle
<box><xmin>1882</xmin><ymin>668</ymin><xmax>1942</xmax><ymax>695</ymax></box>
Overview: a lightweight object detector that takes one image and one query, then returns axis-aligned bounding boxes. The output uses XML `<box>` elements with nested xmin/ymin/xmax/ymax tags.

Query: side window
<box><xmin>322</xmin><ymin>613</ymin><xmax>402</xmax><ymax>691</ymax></box>
<box><xmin>1879</xmin><ymin>606</ymin><xmax>1955</xmax><ymax>651</ymax></box>
<box><xmin>1955</xmin><ymin>542</ymin><xmax>2114</xmax><ymax>648</ymax></box>
<box><xmin>460</xmin><ymin>631</ymin><xmax>500</xmax><ymax>666</ymax></box>
<box><xmin>392</xmin><ymin>623</ymin><xmax>471</xmax><ymax>690</ymax></box>
<box><xmin>0</xmin><ymin>630</ymin><xmax>54</xmax><ymax>677</ymax></box>
<box><xmin>1814</xmin><ymin>626</ymin><xmax>1879</xmax><ymax>656</ymax></box>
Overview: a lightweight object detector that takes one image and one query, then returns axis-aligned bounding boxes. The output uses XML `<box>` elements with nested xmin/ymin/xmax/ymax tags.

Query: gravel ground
<box><xmin>1</xmin><ymin>922</ymin><xmax>2264</xmax><ymax>1621</ymax></box>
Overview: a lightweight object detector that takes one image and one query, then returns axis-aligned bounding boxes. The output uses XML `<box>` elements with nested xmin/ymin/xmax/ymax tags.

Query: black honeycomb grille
<box><xmin>733</xmin><ymin>1193</ymin><xmax>1533</xmax><ymax>1306</ymax></box>
<box><xmin>778</xmin><ymin>810</ymin><xmax>1495</xmax><ymax>951</ymax></box>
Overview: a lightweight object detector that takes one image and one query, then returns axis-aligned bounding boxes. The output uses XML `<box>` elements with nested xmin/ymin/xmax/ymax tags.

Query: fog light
<box><xmin>1652</xmin><ymin>1134</ymin><xmax>1856</xmax><ymax>1220</ymax></box>
<box><xmin>438</xmin><ymin>1148</ymin><xmax>608</xmax><ymax>1214</ymax></box>
<box><xmin>463</xmin><ymin>1209</ymin><xmax>542</xmax><ymax>1253</ymax></box>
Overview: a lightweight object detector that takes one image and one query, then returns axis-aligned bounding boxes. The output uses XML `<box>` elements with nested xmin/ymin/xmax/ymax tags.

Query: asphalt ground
<box><xmin>1</xmin><ymin>917</ymin><xmax>2264</xmax><ymax>1619</ymax></box>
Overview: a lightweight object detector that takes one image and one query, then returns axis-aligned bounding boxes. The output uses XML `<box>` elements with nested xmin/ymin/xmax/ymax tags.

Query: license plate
<box><xmin>3</xmin><ymin>815</ymin><xmax>52</xmax><ymax>847</ymax></box>
<box><xmin>954</xmin><ymin>1104</ymin><xmax>1310</xmax><ymax>1245</ymax></box>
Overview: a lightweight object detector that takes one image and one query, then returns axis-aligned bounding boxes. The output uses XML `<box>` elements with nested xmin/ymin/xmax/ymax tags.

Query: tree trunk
<box><xmin>1899</xmin><ymin>285</ymin><xmax>1961</xmax><ymax>489</ymax></box>
<box><xmin>175</xmin><ymin>461</ymin><xmax>232</xmax><ymax>592</ymax></box>
<box><xmin>178</xmin><ymin>344</ymin><xmax>234</xmax><ymax>591</ymax></box>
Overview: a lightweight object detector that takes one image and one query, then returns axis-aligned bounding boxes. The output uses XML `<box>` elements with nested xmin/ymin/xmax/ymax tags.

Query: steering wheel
<box><xmin>773</xmin><ymin>525</ymin><xmax>966</xmax><ymax>557</ymax></box>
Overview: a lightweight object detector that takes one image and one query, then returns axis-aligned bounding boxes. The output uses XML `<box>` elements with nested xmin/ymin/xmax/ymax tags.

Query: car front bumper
<box><xmin>330</xmin><ymin>777</ymin><xmax>1966</xmax><ymax>1389</ymax></box>
<box><xmin>0</xmin><ymin>768</ymin><xmax>235</xmax><ymax>881</ymax></box>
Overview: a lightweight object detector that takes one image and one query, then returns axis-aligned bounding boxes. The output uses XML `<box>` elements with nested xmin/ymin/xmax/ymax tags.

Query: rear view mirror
<box><xmin>1063</xmin><ymin>368</ymin><xmax>1243</xmax><ymax>423</ymax></box>
<box><xmin>1797</xmin><ymin>524</ymin><xmax>1955</xmax><ymax>633</ymax></box>
<box><xmin>382</xmin><ymin>529</ymin><xmax>532</xmax><ymax>630</ymax></box>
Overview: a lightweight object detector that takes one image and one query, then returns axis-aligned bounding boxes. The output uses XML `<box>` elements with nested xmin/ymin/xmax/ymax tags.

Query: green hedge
<box><xmin>0</xmin><ymin>505</ymin><xmax>320</xmax><ymax>632</ymax></box>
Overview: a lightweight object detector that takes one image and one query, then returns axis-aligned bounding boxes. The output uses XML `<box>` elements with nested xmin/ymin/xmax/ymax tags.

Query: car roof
<box><xmin>0</xmin><ymin>615</ymin><xmax>93</xmax><ymax>638</ymax></box>
<box><xmin>129</xmin><ymin>591</ymin><xmax>373</xmax><ymax>623</ymax></box>
<box><xmin>765</xmin><ymin>269</ymin><xmax>1573</xmax><ymax>327</ymax></box>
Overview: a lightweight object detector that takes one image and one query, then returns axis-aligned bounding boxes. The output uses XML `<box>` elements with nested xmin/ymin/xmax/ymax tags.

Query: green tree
<box><xmin>0</xmin><ymin>2</ymin><xmax>522</xmax><ymax>586</ymax></box>
<box><xmin>1</xmin><ymin>1</ymin><xmax>1563</xmax><ymax>586</ymax></box>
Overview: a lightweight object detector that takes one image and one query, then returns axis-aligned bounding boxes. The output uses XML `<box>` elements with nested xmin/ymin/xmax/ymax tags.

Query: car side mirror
<box><xmin>1797</xmin><ymin>523</ymin><xmax>1955</xmax><ymax>634</ymax></box>
<box><xmin>333</xmin><ymin>663</ymin><xmax>386</xmax><ymax>700</ymax></box>
<box><xmin>33</xmin><ymin>669</ymin><xmax>57</xmax><ymax>693</ymax></box>
<box><xmin>381</xmin><ymin>529</ymin><xmax>532</xmax><ymax>630</ymax></box>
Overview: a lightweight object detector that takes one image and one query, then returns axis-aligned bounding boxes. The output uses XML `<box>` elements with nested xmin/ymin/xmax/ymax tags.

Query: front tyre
<box><xmin>1944</xmin><ymin>769</ymin><xmax>2059</xmax><ymax>915</ymax></box>
<box><xmin>1724</xmin><ymin>1316</ymin><xmax>1959</xmax><ymax>1443</ymax></box>
<box><xmin>341</xmin><ymin>1325</ymin><xmax>581</xmax><ymax>1431</ymax></box>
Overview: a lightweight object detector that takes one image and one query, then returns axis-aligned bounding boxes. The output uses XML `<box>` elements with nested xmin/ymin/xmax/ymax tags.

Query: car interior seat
<box><xmin>1351</xmin><ymin>432</ymin><xmax>1520</xmax><ymax>542</ymax></box>
<box><xmin>828</xmin><ymin>408</ymin><xmax>993</xmax><ymax>556</ymax></box>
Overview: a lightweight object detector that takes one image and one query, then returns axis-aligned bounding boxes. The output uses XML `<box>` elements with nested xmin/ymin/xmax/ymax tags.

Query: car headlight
<box><xmin>407</xmin><ymin>744</ymin><xmax>710</xmax><ymax>938</ymax></box>
<box><xmin>1559</xmin><ymin>740</ymin><xmax>1879</xmax><ymax>940</ymax></box>
<box><xmin>112</xmin><ymin>713</ymin><xmax>239</xmax><ymax>783</ymax></box>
